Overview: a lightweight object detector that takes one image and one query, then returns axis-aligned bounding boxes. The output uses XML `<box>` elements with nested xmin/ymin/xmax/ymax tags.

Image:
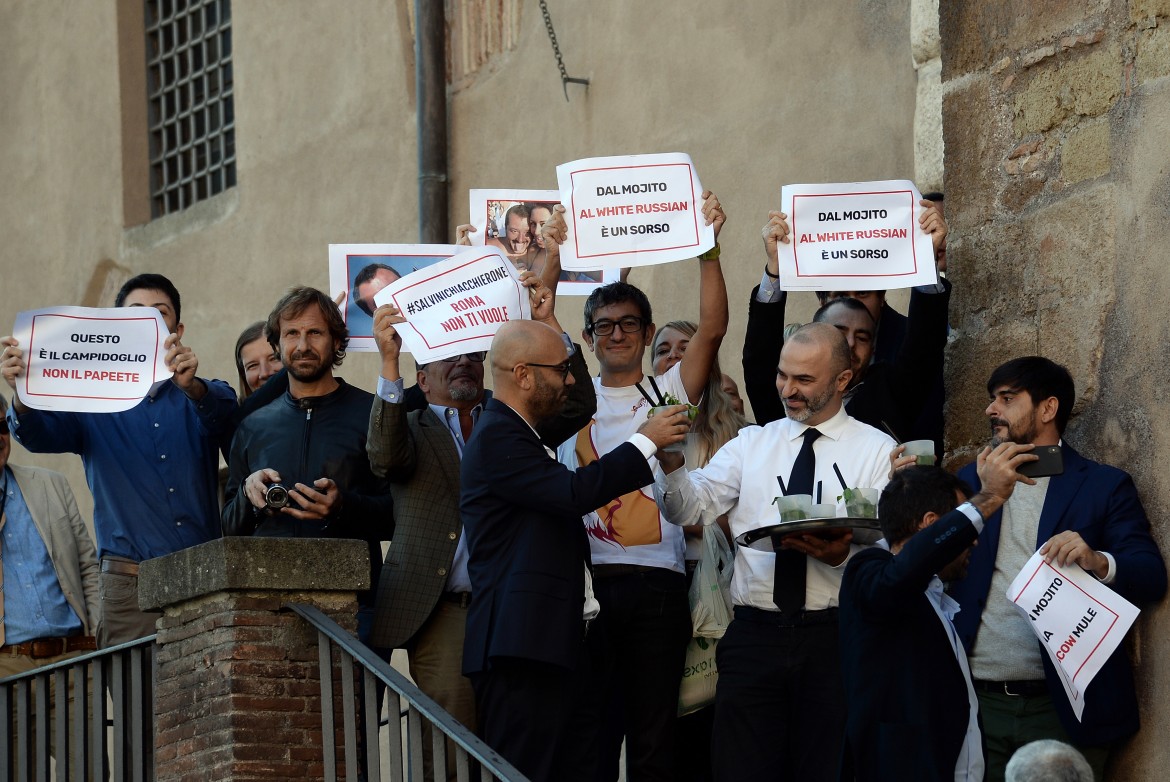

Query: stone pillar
<box><xmin>139</xmin><ymin>538</ymin><xmax>370</xmax><ymax>782</ymax></box>
<box><xmin>911</xmin><ymin>0</ymin><xmax>944</xmax><ymax>192</ymax></box>
<box><xmin>940</xmin><ymin>2</ymin><xmax>1170</xmax><ymax>777</ymax></box>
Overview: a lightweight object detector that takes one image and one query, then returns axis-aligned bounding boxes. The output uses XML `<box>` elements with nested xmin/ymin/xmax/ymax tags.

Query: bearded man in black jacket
<box><xmin>222</xmin><ymin>286</ymin><xmax>393</xmax><ymax>642</ymax></box>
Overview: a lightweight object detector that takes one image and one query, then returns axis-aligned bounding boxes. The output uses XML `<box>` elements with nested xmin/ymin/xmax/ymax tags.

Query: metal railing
<box><xmin>0</xmin><ymin>636</ymin><xmax>156</xmax><ymax>782</ymax></box>
<box><xmin>287</xmin><ymin>603</ymin><xmax>528</xmax><ymax>782</ymax></box>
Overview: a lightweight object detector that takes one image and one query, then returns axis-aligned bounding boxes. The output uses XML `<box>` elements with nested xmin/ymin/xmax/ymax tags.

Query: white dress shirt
<box><xmin>655</xmin><ymin>405</ymin><xmax>894</xmax><ymax>610</ymax></box>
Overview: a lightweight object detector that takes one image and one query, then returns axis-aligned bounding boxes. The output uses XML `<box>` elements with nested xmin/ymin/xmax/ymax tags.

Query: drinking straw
<box><xmin>832</xmin><ymin>463</ymin><xmax>848</xmax><ymax>491</ymax></box>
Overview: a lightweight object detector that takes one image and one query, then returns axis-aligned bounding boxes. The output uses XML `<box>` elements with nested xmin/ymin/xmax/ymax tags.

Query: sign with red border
<box><xmin>13</xmin><ymin>306</ymin><xmax>169</xmax><ymax>413</ymax></box>
<box><xmin>556</xmin><ymin>153</ymin><xmax>714</xmax><ymax>271</ymax></box>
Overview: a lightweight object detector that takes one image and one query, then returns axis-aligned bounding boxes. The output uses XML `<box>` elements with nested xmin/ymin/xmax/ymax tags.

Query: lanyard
<box><xmin>634</xmin><ymin>375</ymin><xmax>667</xmax><ymax>407</ymax></box>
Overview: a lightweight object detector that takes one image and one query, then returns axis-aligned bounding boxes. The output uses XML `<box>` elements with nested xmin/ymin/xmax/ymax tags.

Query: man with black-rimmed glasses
<box><xmin>549</xmin><ymin>192</ymin><xmax>731</xmax><ymax>782</ymax></box>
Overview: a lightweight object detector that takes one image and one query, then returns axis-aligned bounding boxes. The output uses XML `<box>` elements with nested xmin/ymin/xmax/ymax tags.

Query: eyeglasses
<box><xmin>439</xmin><ymin>352</ymin><xmax>487</xmax><ymax>363</ymax></box>
<box><xmin>520</xmin><ymin>361</ymin><xmax>573</xmax><ymax>381</ymax></box>
<box><xmin>588</xmin><ymin>316</ymin><xmax>644</xmax><ymax>336</ymax></box>
<box><xmin>0</xmin><ymin>419</ymin><xmax>8</xmax><ymax>435</ymax></box>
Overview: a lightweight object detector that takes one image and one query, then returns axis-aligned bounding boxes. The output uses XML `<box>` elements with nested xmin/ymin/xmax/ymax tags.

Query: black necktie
<box><xmin>773</xmin><ymin>428</ymin><xmax>821</xmax><ymax>611</ymax></box>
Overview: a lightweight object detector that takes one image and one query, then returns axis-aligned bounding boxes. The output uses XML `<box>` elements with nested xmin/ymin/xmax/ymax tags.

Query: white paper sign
<box><xmin>12</xmin><ymin>306</ymin><xmax>170</xmax><ymax>413</ymax></box>
<box><xmin>556</xmin><ymin>153</ymin><xmax>714</xmax><ymax>271</ymax></box>
<box><xmin>467</xmin><ymin>189</ymin><xmax>619</xmax><ymax>296</ymax></box>
<box><xmin>373</xmin><ymin>247</ymin><xmax>531</xmax><ymax>364</ymax></box>
<box><xmin>328</xmin><ymin>243</ymin><xmax>461</xmax><ymax>352</ymax></box>
<box><xmin>778</xmin><ymin>180</ymin><xmax>938</xmax><ymax>291</ymax></box>
<box><xmin>1007</xmin><ymin>551</ymin><xmax>1140</xmax><ymax>720</ymax></box>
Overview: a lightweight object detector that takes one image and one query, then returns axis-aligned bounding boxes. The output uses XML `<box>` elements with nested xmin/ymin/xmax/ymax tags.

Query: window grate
<box><xmin>144</xmin><ymin>0</ymin><xmax>235</xmax><ymax>218</ymax></box>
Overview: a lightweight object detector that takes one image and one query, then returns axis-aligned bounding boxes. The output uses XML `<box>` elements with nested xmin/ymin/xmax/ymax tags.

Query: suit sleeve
<box><xmin>742</xmin><ymin>285</ymin><xmax>786</xmax><ymax>425</ymax></box>
<box><xmin>888</xmin><ymin>279</ymin><xmax>950</xmax><ymax>410</ymax></box>
<box><xmin>473</xmin><ymin>428</ymin><xmax>652</xmax><ymax>520</ymax></box>
<box><xmin>845</xmin><ymin>508</ymin><xmax>979</xmax><ymax>616</ymax></box>
<box><xmin>55</xmin><ymin>473</ymin><xmax>101</xmax><ymax>634</ymax></box>
<box><xmin>1099</xmin><ymin>473</ymin><xmax>1167</xmax><ymax>604</ymax></box>
<box><xmin>367</xmin><ymin>397</ymin><xmax>417</xmax><ymax>481</ymax></box>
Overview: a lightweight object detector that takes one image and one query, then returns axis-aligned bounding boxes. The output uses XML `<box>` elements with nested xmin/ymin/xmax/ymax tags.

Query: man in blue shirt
<box><xmin>0</xmin><ymin>393</ymin><xmax>101</xmax><ymax>776</ymax></box>
<box><xmin>1</xmin><ymin>273</ymin><xmax>237</xmax><ymax>646</ymax></box>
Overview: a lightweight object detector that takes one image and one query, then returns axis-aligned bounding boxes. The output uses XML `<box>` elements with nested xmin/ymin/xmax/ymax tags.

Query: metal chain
<box><xmin>538</xmin><ymin>0</ymin><xmax>589</xmax><ymax>101</ymax></box>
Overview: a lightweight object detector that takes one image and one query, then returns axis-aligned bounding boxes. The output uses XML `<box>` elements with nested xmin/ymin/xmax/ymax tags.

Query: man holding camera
<box><xmin>222</xmin><ymin>286</ymin><xmax>393</xmax><ymax>641</ymax></box>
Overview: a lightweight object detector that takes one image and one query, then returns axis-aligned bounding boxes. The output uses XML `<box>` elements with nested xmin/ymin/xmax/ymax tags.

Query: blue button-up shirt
<box><xmin>7</xmin><ymin>378</ymin><xmax>237</xmax><ymax>562</ymax></box>
<box><xmin>1</xmin><ymin>467</ymin><xmax>84</xmax><ymax>643</ymax></box>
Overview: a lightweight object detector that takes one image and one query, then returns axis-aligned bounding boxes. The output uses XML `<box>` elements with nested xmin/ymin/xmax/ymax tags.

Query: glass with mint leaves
<box><xmin>649</xmin><ymin>392</ymin><xmax>699</xmax><ymax>453</ymax></box>
<box><xmin>838</xmin><ymin>487</ymin><xmax>880</xmax><ymax>519</ymax></box>
<box><xmin>771</xmin><ymin>494</ymin><xmax>813</xmax><ymax>523</ymax></box>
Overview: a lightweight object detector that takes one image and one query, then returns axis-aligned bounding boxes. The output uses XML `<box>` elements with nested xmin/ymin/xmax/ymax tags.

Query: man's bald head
<box><xmin>776</xmin><ymin>322</ymin><xmax>853</xmax><ymax>426</ymax></box>
<box><xmin>490</xmin><ymin>319</ymin><xmax>573</xmax><ymax>426</ymax></box>
<box><xmin>491</xmin><ymin>320</ymin><xmax>565</xmax><ymax>383</ymax></box>
<box><xmin>786</xmin><ymin>321</ymin><xmax>852</xmax><ymax>376</ymax></box>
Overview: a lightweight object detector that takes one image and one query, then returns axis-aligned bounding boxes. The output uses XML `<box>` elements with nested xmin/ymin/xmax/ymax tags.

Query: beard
<box><xmin>783</xmin><ymin>382</ymin><xmax>835</xmax><ymax>423</ymax></box>
<box><xmin>287</xmin><ymin>351</ymin><xmax>332</xmax><ymax>384</ymax></box>
<box><xmin>530</xmin><ymin>370</ymin><xmax>566</xmax><ymax>423</ymax></box>
<box><xmin>448</xmin><ymin>377</ymin><xmax>481</xmax><ymax>403</ymax></box>
<box><xmin>990</xmin><ymin>408</ymin><xmax>1037</xmax><ymax>446</ymax></box>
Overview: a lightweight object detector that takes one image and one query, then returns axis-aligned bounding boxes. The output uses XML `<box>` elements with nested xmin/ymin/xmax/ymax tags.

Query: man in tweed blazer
<box><xmin>366</xmin><ymin>271</ymin><xmax>596</xmax><ymax>751</ymax></box>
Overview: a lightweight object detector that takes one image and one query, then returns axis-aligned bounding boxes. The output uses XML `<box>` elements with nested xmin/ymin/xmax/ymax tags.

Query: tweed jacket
<box><xmin>367</xmin><ymin>344</ymin><xmax>596</xmax><ymax>650</ymax></box>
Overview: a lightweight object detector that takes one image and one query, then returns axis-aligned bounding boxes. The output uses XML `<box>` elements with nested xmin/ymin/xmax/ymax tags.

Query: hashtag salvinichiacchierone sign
<box><xmin>374</xmin><ymin>247</ymin><xmax>532</xmax><ymax>364</ymax></box>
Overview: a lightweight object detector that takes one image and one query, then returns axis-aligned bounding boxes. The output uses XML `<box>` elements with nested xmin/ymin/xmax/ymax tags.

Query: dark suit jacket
<box><xmin>952</xmin><ymin>443</ymin><xmax>1167</xmax><ymax>745</ymax></box>
<box><xmin>742</xmin><ymin>281</ymin><xmax>950</xmax><ymax>442</ymax></box>
<box><xmin>460</xmin><ymin>398</ymin><xmax>652</xmax><ymax>675</ymax></box>
<box><xmin>873</xmin><ymin>301</ymin><xmax>908</xmax><ymax>365</ymax></box>
<box><xmin>367</xmin><ymin>345</ymin><xmax>596</xmax><ymax>651</ymax></box>
<box><xmin>839</xmin><ymin>508</ymin><xmax>980</xmax><ymax>782</ymax></box>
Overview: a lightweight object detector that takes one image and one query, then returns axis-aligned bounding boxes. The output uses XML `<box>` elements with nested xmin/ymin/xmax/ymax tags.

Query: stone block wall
<box><xmin>939</xmin><ymin>2</ymin><xmax>1170</xmax><ymax>776</ymax></box>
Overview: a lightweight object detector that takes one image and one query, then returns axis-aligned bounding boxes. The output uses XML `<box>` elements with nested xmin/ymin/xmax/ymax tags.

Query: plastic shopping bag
<box><xmin>689</xmin><ymin>525</ymin><xmax>734</xmax><ymax>638</ymax></box>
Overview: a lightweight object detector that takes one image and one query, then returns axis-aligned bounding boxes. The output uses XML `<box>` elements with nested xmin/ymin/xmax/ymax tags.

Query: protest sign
<box><xmin>777</xmin><ymin>180</ymin><xmax>938</xmax><ymax>291</ymax></box>
<box><xmin>556</xmin><ymin>153</ymin><xmax>714</xmax><ymax>271</ymax></box>
<box><xmin>373</xmin><ymin>247</ymin><xmax>531</xmax><ymax>364</ymax></box>
<box><xmin>12</xmin><ymin>306</ymin><xmax>170</xmax><ymax>413</ymax></box>
<box><xmin>1007</xmin><ymin>551</ymin><xmax>1140</xmax><ymax>720</ymax></box>
<box><xmin>329</xmin><ymin>244</ymin><xmax>460</xmax><ymax>352</ymax></box>
<box><xmin>468</xmin><ymin>189</ymin><xmax>617</xmax><ymax>295</ymax></box>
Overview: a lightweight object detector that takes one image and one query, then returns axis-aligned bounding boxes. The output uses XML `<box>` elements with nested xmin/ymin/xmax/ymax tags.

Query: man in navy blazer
<box><xmin>460</xmin><ymin>319</ymin><xmax>691</xmax><ymax>782</ymax></box>
<box><xmin>950</xmin><ymin>356</ymin><xmax>1167</xmax><ymax>781</ymax></box>
<box><xmin>840</xmin><ymin>453</ymin><xmax>1036</xmax><ymax>782</ymax></box>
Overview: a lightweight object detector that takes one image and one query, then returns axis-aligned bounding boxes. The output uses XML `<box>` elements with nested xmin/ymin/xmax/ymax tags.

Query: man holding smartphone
<box><xmin>949</xmin><ymin>356</ymin><xmax>1166</xmax><ymax>782</ymax></box>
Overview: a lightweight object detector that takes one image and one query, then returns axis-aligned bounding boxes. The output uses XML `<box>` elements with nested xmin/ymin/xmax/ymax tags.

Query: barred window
<box><xmin>144</xmin><ymin>0</ymin><xmax>236</xmax><ymax>218</ymax></box>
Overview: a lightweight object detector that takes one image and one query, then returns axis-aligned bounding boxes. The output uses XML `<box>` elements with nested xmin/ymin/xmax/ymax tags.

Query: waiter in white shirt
<box><xmin>655</xmin><ymin>322</ymin><xmax>895</xmax><ymax>782</ymax></box>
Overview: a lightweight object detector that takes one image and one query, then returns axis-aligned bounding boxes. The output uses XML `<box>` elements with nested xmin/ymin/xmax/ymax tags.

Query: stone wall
<box><xmin>940</xmin><ymin>2</ymin><xmax>1170</xmax><ymax>776</ymax></box>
